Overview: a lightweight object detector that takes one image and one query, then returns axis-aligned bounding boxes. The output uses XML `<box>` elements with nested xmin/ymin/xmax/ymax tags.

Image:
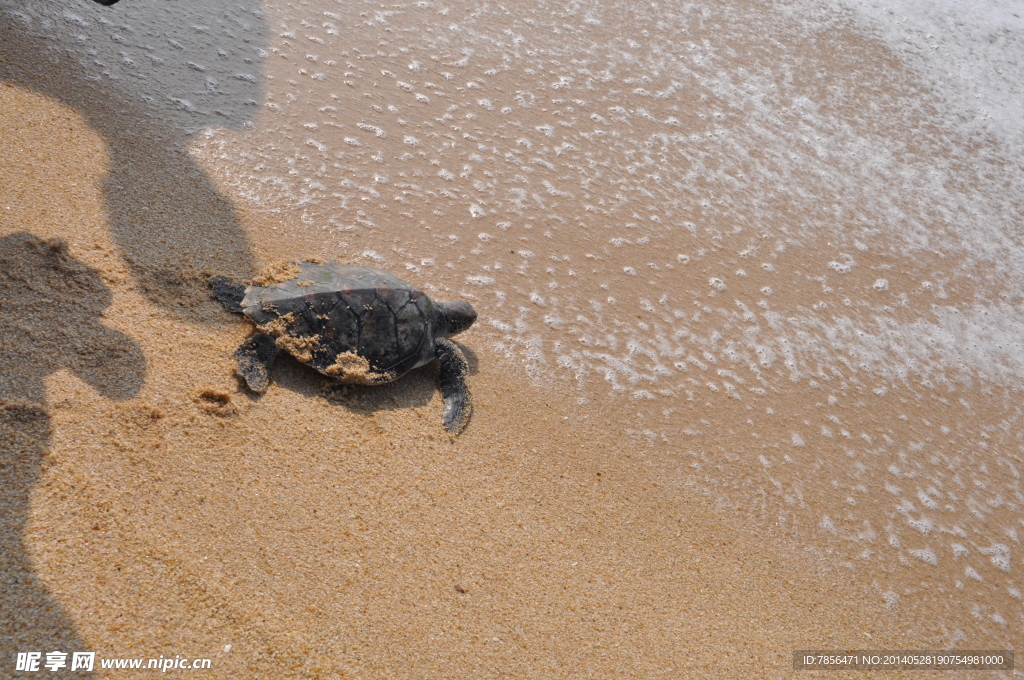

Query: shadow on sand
<box><xmin>0</xmin><ymin>234</ymin><xmax>145</xmax><ymax>670</ymax></box>
<box><xmin>0</xmin><ymin>0</ymin><xmax>268</xmax><ymax>665</ymax></box>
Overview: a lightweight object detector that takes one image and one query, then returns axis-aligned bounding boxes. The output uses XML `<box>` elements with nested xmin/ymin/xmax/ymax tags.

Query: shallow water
<box><xmin>5</xmin><ymin>0</ymin><xmax>1023</xmax><ymax>659</ymax></box>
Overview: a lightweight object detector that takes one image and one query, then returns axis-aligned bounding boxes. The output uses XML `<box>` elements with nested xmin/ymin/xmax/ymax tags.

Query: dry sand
<box><xmin>2</xmin><ymin>0</ymin><xmax>1021</xmax><ymax>677</ymax></box>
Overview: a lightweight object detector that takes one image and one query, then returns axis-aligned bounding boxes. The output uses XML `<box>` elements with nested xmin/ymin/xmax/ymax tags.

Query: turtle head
<box><xmin>434</xmin><ymin>300</ymin><xmax>477</xmax><ymax>337</ymax></box>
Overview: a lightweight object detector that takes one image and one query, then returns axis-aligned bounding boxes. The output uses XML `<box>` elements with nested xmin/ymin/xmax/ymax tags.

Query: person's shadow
<box><xmin>0</xmin><ymin>233</ymin><xmax>145</xmax><ymax>669</ymax></box>
<box><xmin>1</xmin><ymin>0</ymin><xmax>269</xmax><ymax>666</ymax></box>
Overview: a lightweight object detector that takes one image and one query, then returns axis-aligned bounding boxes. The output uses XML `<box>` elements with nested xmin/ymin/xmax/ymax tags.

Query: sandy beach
<box><xmin>2</xmin><ymin>0</ymin><xmax>1021</xmax><ymax>677</ymax></box>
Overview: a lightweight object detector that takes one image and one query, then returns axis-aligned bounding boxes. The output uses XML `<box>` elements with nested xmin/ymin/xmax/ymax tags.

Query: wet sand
<box><xmin>2</xmin><ymin>0</ymin><xmax>1022</xmax><ymax>676</ymax></box>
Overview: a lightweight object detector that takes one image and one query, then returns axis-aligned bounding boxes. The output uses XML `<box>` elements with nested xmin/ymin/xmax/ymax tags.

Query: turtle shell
<box><xmin>241</xmin><ymin>262</ymin><xmax>437</xmax><ymax>384</ymax></box>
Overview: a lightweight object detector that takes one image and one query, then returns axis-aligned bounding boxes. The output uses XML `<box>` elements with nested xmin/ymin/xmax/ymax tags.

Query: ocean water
<box><xmin>8</xmin><ymin>0</ymin><xmax>1023</xmax><ymax>646</ymax></box>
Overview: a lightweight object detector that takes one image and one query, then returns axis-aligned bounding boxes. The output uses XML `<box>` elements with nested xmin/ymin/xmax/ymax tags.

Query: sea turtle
<box><xmin>211</xmin><ymin>261</ymin><xmax>477</xmax><ymax>433</ymax></box>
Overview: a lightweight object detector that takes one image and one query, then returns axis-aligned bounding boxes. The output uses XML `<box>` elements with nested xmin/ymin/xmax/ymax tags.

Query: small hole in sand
<box><xmin>195</xmin><ymin>389</ymin><xmax>236</xmax><ymax>415</ymax></box>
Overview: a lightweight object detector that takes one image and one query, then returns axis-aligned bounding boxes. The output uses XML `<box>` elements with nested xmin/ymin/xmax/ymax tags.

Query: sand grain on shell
<box><xmin>274</xmin><ymin>333</ymin><xmax>319</xmax><ymax>365</ymax></box>
<box><xmin>251</xmin><ymin>261</ymin><xmax>302</xmax><ymax>287</ymax></box>
<box><xmin>324</xmin><ymin>351</ymin><xmax>393</xmax><ymax>385</ymax></box>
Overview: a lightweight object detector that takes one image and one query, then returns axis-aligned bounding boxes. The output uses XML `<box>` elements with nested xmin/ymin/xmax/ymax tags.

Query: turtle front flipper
<box><xmin>234</xmin><ymin>333</ymin><xmax>279</xmax><ymax>393</ymax></box>
<box><xmin>435</xmin><ymin>337</ymin><xmax>472</xmax><ymax>433</ymax></box>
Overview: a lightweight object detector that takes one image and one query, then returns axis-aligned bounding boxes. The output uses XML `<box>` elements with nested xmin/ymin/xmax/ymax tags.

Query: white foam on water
<box><xmin>835</xmin><ymin>0</ymin><xmax>1024</xmax><ymax>143</ymax></box>
<box><xmin>4</xmin><ymin>0</ymin><xmax>269</xmax><ymax>133</ymax></box>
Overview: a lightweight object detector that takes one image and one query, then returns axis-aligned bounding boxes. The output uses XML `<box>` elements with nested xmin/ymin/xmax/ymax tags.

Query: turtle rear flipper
<box><xmin>211</xmin><ymin>276</ymin><xmax>247</xmax><ymax>313</ymax></box>
<box><xmin>436</xmin><ymin>337</ymin><xmax>472</xmax><ymax>433</ymax></box>
<box><xmin>235</xmin><ymin>333</ymin><xmax>279</xmax><ymax>392</ymax></box>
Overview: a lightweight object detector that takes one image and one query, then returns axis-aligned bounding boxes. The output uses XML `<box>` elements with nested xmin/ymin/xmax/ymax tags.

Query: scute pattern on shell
<box><xmin>242</xmin><ymin>262</ymin><xmax>436</xmax><ymax>383</ymax></box>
